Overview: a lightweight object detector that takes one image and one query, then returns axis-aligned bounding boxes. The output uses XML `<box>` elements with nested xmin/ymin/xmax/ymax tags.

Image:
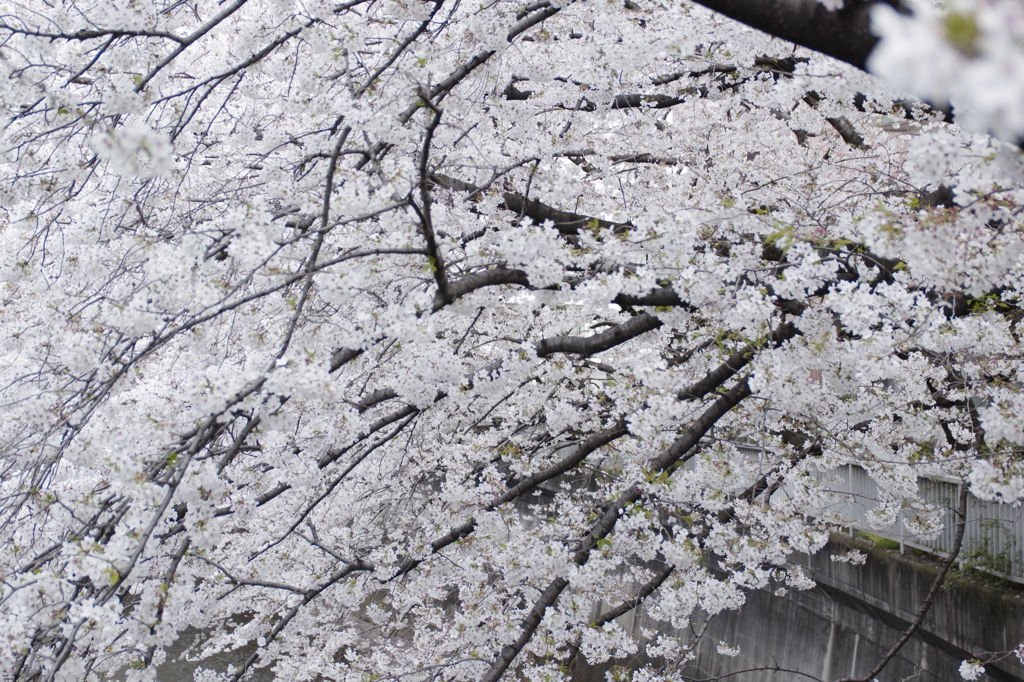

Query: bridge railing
<box><xmin>529</xmin><ymin>439</ymin><xmax>1024</xmax><ymax>583</ymax></box>
<box><xmin>731</xmin><ymin>445</ymin><xmax>1024</xmax><ymax>585</ymax></box>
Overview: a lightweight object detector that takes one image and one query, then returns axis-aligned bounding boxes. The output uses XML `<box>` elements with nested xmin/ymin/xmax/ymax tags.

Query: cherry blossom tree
<box><xmin>1</xmin><ymin>0</ymin><xmax>1023</xmax><ymax>681</ymax></box>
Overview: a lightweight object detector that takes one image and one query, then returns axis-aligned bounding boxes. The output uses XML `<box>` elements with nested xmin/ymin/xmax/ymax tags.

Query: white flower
<box><xmin>717</xmin><ymin>641</ymin><xmax>740</xmax><ymax>657</ymax></box>
<box><xmin>831</xmin><ymin>550</ymin><xmax>867</xmax><ymax>565</ymax></box>
<box><xmin>959</xmin><ymin>659</ymin><xmax>985</xmax><ymax>681</ymax></box>
<box><xmin>91</xmin><ymin>121</ymin><xmax>173</xmax><ymax>178</ymax></box>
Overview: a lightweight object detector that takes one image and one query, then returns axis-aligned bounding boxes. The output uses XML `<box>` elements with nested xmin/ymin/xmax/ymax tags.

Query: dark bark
<box><xmin>677</xmin><ymin>323</ymin><xmax>798</xmax><ymax>401</ymax></box>
<box><xmin>330</xmin><ymin>347</ymin><xmax>363</xmax><ymax>372</ymax></box>
<box><xmin>433</xmin><ymin>267</ymin><xmax>531</xmax><ymax>311</ymax></box>
<box><xmin>611</xmin><ymin>93</ymin><xmax>685</xmax><ymax>109</ymax></box>
<box><xmin>498</xmin><ymin>191</ymin><xmax>630</xmax><ymax>235</ymax></box>
<box><xmin>613</xmin><ymin>286</ymin><xmax>690</xmax><ymax>309</ymax></box>
<box><xmin>480</xmin><ymin>577</ymin><xmax>570</xmax><ymax>682</ymax></box>
<box><xmin>690</xmin><ymin>0</ymin><xmax>906</xmax><ymax>71</ymax></box>
<box><xmin>414</xmin><ymin>98</ymin><xmax>452</xmax><ymax>305</ymax></box>
<box><xmin>610</xmin><ymin>153</ymin><xmax>679</xmax><ymax>165</ymax></box>
<box><xmin>318</xmin><ymin>403</ymin><xmax>420</xmax><ymax>468</ymax></box>
<box><xmin>592</xmin><ymin>562</ymin><xmax>675</xmax><ymax>626</ymax></box>
<box><xmin>497</xmin><ymin>422</ymin><xmax>629</xmax><ymax>504</ymax></box>
<box><xmin>430</xmin><ymin>173</ymin><xmax>630</xmax><ymax>236</ymax></box>
<box><xmin>355</xmin><ymin>388</ymin><xmax>399</xmax><ymax>411</ymax></box>
<box><xmin>535</xmin><ymin>312</ymin><xmax>663</xmax><ymax>357</ymax></box>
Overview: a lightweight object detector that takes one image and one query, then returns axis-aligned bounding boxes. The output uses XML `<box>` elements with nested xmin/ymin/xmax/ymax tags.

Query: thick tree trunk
<box><xmin>690</xmin><ymin>0</ymin><xmax>906</xmax><ymax>70</ymax></box>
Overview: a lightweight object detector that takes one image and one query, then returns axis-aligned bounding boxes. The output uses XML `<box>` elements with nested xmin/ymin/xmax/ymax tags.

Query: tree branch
<box><xmin>430</xmin><ymin>173</ymin><xmax>630</xmax><ymax>236</ymax></box>
<box><xmin>432</xmin><ymin>268</ymin><xmax>531</xmax><ymax>312</ymax></box>
<box><xmin>413</xmin><ymin>93</ymin><xmax>452</xmax><ymax>305</ymax></box>
<box><xmin>593</xmin><ymin>561</ymin><xmax>675</xmax><ymax>626</ymax></box>
<box><xmin>318</xmin><ymin>403</ymin><xmax>421</xmax><ymax>468</ymax></box>
<box><xmin>481</xmin><ymin>376</ymin><xmax>754</xmax><ymax>680</ymax></box>
<box><xmin>678</xmin><ymin>323</ymin><xmax>798</xmax><ymax>401</ymax></box>
<box><xmin>536</xmin><ymin>312</ymin><xmax>663</xmax><ymax>357</ymax></box>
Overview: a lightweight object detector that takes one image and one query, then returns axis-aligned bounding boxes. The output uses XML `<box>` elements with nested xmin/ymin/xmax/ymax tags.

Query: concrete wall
<box><xmin>577</xmin><ymin>535</ymin><xmax>1024</xmax><ymax>682</ymax></box>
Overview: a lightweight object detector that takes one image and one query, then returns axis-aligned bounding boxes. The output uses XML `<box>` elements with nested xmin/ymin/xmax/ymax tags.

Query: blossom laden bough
<box><xmin>1</xmin><ymin>1</ymin><xmax>1024</xmax><ymax>681</ymax></box>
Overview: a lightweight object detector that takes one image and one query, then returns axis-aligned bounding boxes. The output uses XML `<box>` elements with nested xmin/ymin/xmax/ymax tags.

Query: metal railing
<box><xmin>731</xmin><ymin>445</ymin><xmax>1024</xmax><ymax>584</ymax></box>
<box><xmin>523</xmin><ymin>438</ymin><xmax>1024</xmax><ymax>583</ymax></box>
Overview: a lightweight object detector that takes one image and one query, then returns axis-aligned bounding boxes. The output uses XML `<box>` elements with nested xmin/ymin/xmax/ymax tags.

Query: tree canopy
<box><xmin>2</xmin><ymin>0</ymin><xmax>1024</xmax><ymax>681</ymax></box>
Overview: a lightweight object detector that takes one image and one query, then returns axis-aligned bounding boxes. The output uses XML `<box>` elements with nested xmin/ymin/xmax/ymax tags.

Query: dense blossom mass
<box><xmin>1</xmin><ymin>0</ymin><xmax>1024</xmax><ymax>680</ymax></box>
